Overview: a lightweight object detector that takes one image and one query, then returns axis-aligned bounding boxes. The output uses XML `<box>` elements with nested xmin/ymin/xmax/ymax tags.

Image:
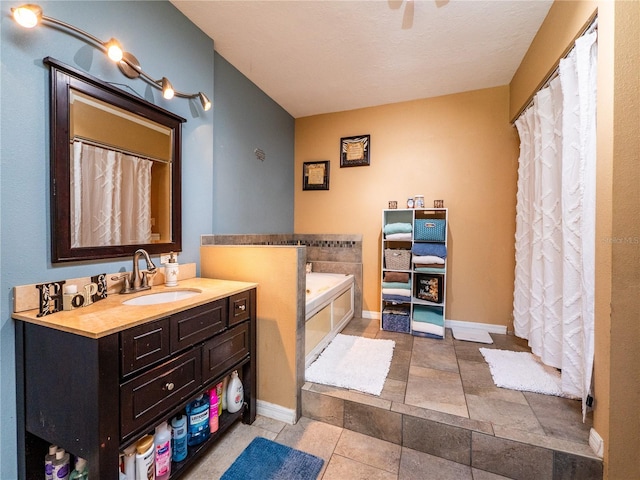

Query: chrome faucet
<box><xmin>112</xmin><ymin>248</ymin><xmax>158</xmax><ymax>294</ymax></box>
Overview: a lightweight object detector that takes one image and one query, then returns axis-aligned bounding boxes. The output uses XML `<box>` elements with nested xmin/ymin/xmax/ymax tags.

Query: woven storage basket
<box><xmin>384</xmin><ymin>249</ymin><xmax>411</xmax><ymax>270</ymax></box>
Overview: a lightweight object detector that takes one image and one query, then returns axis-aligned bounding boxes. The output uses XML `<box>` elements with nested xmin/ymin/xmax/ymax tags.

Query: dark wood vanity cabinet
<box><xmin>15</xmin><ymin>288</ymin><xmax>257</xmax><ymax>479</ymax></box>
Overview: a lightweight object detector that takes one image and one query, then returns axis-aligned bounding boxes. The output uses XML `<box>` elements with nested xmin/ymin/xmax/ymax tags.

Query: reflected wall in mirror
<box><xmin>46</xmin><ymin>57</ymin><xmax>184</xmax><ymax>262</ymax></box>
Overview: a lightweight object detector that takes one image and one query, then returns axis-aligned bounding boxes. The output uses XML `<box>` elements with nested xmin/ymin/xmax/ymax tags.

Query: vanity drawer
<box><xmin>229</xmin><ymin>291</ymin><xmax>251</xmax><ymax>327</ymax></box>
<box><xmin>121</xmin><ymin>317</ymin><xmax>170</xmax><ymax>377</ymax></box>
<box><xmin>120</xmin><ymin>348</ymin><xmax>201</xmax><ymax>440</ymax></box>
<box><xmin>202</xmin><ymin>323</ymin><xmax>249</xmax><ymax>384</ymax></box>
<box><xmin>171</xmin><ymin>299</ymin><xmax>227</xmax><ymax>352</ymax></box>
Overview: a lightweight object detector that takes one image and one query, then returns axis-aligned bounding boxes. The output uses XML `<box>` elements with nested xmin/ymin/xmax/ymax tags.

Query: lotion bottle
<box><xmin>226</xmin><ymin>371</ymin><xmax>244</xmax><ymax>413</ymax></box>
<box><xmin>52</xmin><ymin>448</ymin><xmax>70</xmax><ymax>480</ymax></box>
<box><xmin>135</xmin><ymin>435</ymin><xmax>155</xmax><ymax>480</ymax></box>
<box><xmin>69</xmin><ymin>457</ymin><xmax>88</xmax><ymax>480</ymax></box>
<box><xmin>154</xmin><ymin>421</ymin><xmax>171</xmax><ymax>480</ymax></box>
<box><xmin>45</xmin><ymin>444</ymin><xmax>58</xmax><ymax>480</ymax></box>
<box><xmin>216</xmin><ymin>382</ymin><xmax>223</xmax><ymax>416</ymax></box>
<box><xmin>221</xmin><ymin>376</ymin><xmax>229</xmax><ymax>411</ymax></box>
<box><xmin>122</xmin><ymin>445</ymin><xmax>136</xmax><ymax>480</ymax></box>
<box><xmin>164</xmin><ymin>252</ymin><xmax>179</xmax><ymax>287</ymax></box>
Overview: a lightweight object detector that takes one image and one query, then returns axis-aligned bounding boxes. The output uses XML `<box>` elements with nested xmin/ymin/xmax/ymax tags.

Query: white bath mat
<box><xmin>452</xmin><ymin>327</ymin><xmax>493</xmax><ymax>344</ymax></box>
<box><xmin>479</xmin><ymin>348</ymin><xmax>577</xmax><ymax>399</ymax></box>
<box><xmin>305</xmin><ymin>334</ymin><xmax>395</xmax><ymax>396</ymax></box>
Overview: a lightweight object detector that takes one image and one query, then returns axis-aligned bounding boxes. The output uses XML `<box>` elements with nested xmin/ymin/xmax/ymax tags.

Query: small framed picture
<box><xmin>303</xmin><ymin>161</ymin><xmax>330</xmax><ymax>190</ymax></box>
<box><xmin>340</xmin><ymin>134</ymin><xmax>370</xmax><ymax>167</ymax></box>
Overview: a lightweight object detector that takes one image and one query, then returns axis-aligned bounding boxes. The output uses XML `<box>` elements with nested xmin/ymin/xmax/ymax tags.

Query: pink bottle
<box><xmin>209</xmin><ymin>387</ymin><xmax>219</xmax><ymax>433</ymax></box>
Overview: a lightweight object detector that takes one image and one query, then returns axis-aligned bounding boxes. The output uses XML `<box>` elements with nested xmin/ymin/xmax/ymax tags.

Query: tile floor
<box><xmin>184</xmin><ymin>317</ymin><xmax>599</xmax><ymax>479</ymax></box>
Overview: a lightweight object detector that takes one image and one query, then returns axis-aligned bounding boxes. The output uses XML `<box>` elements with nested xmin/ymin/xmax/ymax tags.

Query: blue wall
<box><xmin>0</xmin><ymin>1</ymin><xmax>293</xmax><ymax>475</ymax></box>
<box><xmin>213</xmin><ymin>52</ymin><xmax>294</xmax><ymax>233</ymax></box>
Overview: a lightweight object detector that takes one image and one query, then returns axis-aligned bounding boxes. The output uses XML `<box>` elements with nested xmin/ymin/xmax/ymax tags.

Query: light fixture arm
<box><xmin>40</xmin><ymin>14</ymin><xmax>107</xmax><ymax>52</ymax></box>
<box><xmin>10</xmin><ymin>4</ymin><xmax>211</xmax><ymax>111</ymax></box>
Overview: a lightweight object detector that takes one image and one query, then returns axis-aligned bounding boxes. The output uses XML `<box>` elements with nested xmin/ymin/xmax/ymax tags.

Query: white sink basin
<box><xmin>123</xmin><ymin>289</ymin><xmax>202</xmax><ymax>306</ymax></box>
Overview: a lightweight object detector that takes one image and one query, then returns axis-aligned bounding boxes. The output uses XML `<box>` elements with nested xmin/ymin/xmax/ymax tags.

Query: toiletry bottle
<box><xmin>170</xmin><ymin>415</ymin><xmax>188</xmax><ymax>462</ymax></box>
<box><xmin>226</xmin><ymin>370</ymin><xmax>244</xmax><ymax>413</ymax></box>
<box><xmin>135</xmin><ymin>435</ymin><xmax>155</xmax><ymax>480</ymax></box>
<box><xmin>216</xmin><ymin>382</ymin><xmax>223</xmax><ymax>416</ymax></box>
<box><xmin>186</xmin><ymin>394</ymin><xmax>210</xmax><ymax>446</ymax></box>
<box><xmin>154</xmin><ymin>421</ymin><xmax>171</xmax><ymax>480</ymax></box>
<box><xmin>209</xmin><ymin>387</ymin><xmax>219</xmax><ymax>434</ymax></box>
<box><xmin>122</xmin><ymin>445</ymin><xmax>136</xmax><ymax>480</ymax></box>
<box><xmin>69</xmin><ymin>457</ymin><xmax>88</xmax><ymax>480</ymax></box>
<box><xmin>164</xmin><ymin>252</ymin><xmax>179</xmax><ymax>287</ymax></box>
<box><xmin>52</xmin><ymin>448</ymin><xmax>70</xmax><ymax>480</ymax></box>
<box><xmin>221</xmin><ymin>376</ymin><xmax>229</xmax><ymax>411</ymax></box>
<box><xmin>45</xmin><ymin>444</ymin><xmax>58</xmax><ymax>480</ymax></box>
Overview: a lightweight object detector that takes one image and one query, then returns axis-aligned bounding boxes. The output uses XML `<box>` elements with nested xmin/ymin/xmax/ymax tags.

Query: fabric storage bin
<box><xmin>414</xmin><ymin>219</ymin><xmax>446</xmax><ymax>242</ymax></box>
<box><xmin>384</xmin><ymin>249</ymin><xmax>411</xmax><ymax>270</ymax></box>
<box><xmin>382</xmin><ymin>306</ymin><xmax>410</xmax><ymax>333</ymax></box>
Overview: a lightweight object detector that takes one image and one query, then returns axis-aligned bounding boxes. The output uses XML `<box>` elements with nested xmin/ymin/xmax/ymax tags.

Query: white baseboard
<box><xmin>362</xmin><ymin>312</ymin><xmax>507</xmax><ymax>335</ymax></box>
<box><xmin>362</xmin><ymin>310</ymin><xmax>380</xmax><ymax>320</ymax></box>
<box><xmin>256</xmin><ymin>400</ymin><xmax>297</xmax><ymax>425</ymax></box>
<box><xmin>445</xmin><ymin>318</ymin><xmax>507</xmax><ymax>335</ymax></box>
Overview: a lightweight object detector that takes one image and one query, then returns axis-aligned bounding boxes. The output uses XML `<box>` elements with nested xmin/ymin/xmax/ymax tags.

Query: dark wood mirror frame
<box><xmin>45</xmin><ymin>57</ymin><xmax>184</xmax><ymax>263</ymax></box>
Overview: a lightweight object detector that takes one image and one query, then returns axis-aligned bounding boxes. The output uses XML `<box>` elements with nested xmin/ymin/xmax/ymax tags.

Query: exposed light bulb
<box><xmin>161</xmin><ymin>77</ymin><xmax>174</xmax><ymax>100</ymax></box>
<box><xmin>106</xmin><ymin>38</ymin><xmax>123</xmax><ymax>62</ymax></box>
<box><xmin>199</xmin><ymin>92</ymin><xmax>211</xmax><ymax>111</ymax></box>
<box><xmin>12</xmin><ymin>4</ymin><xmax>42</xmax><ymax>28</ymax></box>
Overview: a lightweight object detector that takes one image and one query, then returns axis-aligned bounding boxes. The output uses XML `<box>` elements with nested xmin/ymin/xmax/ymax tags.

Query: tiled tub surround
<box><xmin>302</xmin><ymin>317</ymin><xmax>602</xmax><ymax>480</ymax></box>
<box><xmin>201</xmin><ymin>234</ymin><xmax>363</xmax><ymax>316</ymax></box>
<box><xmin>200</xmin><ymin>236</ymin><xmax>362</xmax><ymax>425</ymax></box>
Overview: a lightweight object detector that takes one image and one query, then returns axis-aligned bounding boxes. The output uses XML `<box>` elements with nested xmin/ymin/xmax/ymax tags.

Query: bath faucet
<box><xmin>131</xmin><ymin>248</ymin><xmax>157</xmax><ymax>291</ymax></box>
<box><xmin>112</xmin><ymin>248</ymin><xmax>157</xmax><ymax>294</ymax></box>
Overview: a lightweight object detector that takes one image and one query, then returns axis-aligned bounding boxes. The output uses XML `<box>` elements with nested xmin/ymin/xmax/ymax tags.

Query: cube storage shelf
<box><xmin>380</xmin><ymin>208</ymin><xmax>448</xmax><ymax>338</ymax></box>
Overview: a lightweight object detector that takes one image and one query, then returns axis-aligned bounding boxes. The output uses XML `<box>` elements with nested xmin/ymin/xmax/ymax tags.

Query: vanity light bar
<box><xmin>10</xmin><ymin>4</ymin><xmax>212</xmax><ymax>111</ymax></box>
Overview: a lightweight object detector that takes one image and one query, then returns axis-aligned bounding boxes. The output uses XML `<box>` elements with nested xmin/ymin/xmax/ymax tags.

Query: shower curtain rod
<box><xmin>71</xmin><ymin>136</ymin><xmax>171</xmax><ymax>164</ymax></box>
<box><xmin>512</xmin><ymin>14</ymin><xmax>598</xmax><ymax>123</ymax></box>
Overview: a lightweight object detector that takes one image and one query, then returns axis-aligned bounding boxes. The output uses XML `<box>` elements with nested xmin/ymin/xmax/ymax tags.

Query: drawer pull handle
<box><xmin>236</xmin><ymin>304</ymin><xmax>246</xmax><ymax>311</ymax></box>
<box><xmin>165</xmin><ymin>382</ymin><xmax>175</xmax><ymax>391</ymax></box>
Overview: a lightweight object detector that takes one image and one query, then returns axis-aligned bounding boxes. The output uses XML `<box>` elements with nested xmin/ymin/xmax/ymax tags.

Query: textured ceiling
<box><xmin>171</xmin><ymin>0</ymin><xmax>553</xmax><ymax>118</ymax></box>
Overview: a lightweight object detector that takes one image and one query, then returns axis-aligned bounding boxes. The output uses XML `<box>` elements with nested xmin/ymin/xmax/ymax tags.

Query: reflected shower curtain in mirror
<box><xmin>513</xmin><ymin>31</ymin><xmax>597</xmax><ymax>419</ymax></box>
<box><xmin>71</xmin><ymin>141</ymin><xmax>152</xmax><ymax>247</ymax></box>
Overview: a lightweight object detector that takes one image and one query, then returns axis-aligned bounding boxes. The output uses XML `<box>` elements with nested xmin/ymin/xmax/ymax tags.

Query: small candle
<box><xmin>63</xmin><ymin>284</ymin><xmax>78</xmax><ymax>294</ymax></box>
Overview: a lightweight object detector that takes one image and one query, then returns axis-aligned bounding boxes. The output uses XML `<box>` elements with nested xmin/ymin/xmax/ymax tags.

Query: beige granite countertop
<box><xmin>12</xmin><ymin>277</ymin><xmax>257</xmax><ymax>339</ymax></box>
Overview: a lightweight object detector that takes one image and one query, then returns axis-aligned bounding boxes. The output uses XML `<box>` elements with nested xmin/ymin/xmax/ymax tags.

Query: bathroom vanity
<box><xmin>13</xmin><ymin>277</ymin><xmax>257</xmax><ymax>479</ymax></box>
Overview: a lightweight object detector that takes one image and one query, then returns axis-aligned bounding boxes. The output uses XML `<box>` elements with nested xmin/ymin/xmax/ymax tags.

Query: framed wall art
<box><xmin>414</xmin><ymin>273</ymin><xmax>445</xmax><ymax>304</ymax></box>
<box><xmin>340</xmin><ymin>134</ymin><xmax>370</xmax><ymax>167</ymax></box>
<box><xmin>303</xmin><ymin>161</ymin><xmax>330</xmax><ymax>190</ymax></box>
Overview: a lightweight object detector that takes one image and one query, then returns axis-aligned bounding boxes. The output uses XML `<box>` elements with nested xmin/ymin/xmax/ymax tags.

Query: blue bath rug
<box><xmin>221</xmin><ymin>437</ymin><xmax>324</xmax><ymax>480</ymax></box>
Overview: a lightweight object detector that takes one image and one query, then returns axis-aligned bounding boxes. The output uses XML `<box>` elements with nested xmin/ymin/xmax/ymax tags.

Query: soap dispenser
<box><xmin>164</xmin><ymin>252</ymin><xmax>179</xmax><ymax>287</ymax></box>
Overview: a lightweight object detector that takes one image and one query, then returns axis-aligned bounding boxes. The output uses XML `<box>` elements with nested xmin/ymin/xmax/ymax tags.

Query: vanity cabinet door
<box><xmin>202</xmin><ymin>323</ymin><xmax>249</xmax><ymax>384</ymax></box>
<box><xmin>120</xmin><ymin>348</ymin><xmax>201</xmax><ymax>441</ymax></box>
<box><xmin>171</xmin><ymin>299</ymin><xmax>227</xmax><ymax>353</ymax></box>
<box><xmin>120</xmin><ymin>317</ymin><xmax>170</xmax><ymax>377</ymax></box>
<box><xmin>229</xmin><ymin>291</ymin><xmax>251</xmax><ymax>327</ymax></box>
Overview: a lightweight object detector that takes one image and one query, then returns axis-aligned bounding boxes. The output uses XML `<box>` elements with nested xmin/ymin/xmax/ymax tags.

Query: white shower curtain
<box><xmin>513</xmin><ymin>31</ymin><xmax>597</xmax><ymax>418</ymax></box>
<box><xmin>71</xmin><ymin>141</ymin><xmax>153</xmax><ymax>248</ymax></box>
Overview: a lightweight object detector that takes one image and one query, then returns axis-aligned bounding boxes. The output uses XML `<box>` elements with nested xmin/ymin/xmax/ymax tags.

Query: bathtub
<box><xmin>305</xmin><ymin>272</ymin><xmax>355</xmax><ymax>367</ymax></box>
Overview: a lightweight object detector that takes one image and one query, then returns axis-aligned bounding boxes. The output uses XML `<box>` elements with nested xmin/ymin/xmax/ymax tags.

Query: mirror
<box><xmin>45</xmin><ymin>57</ymin><xmax>184</xmax><ymax>262</ymax></box>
